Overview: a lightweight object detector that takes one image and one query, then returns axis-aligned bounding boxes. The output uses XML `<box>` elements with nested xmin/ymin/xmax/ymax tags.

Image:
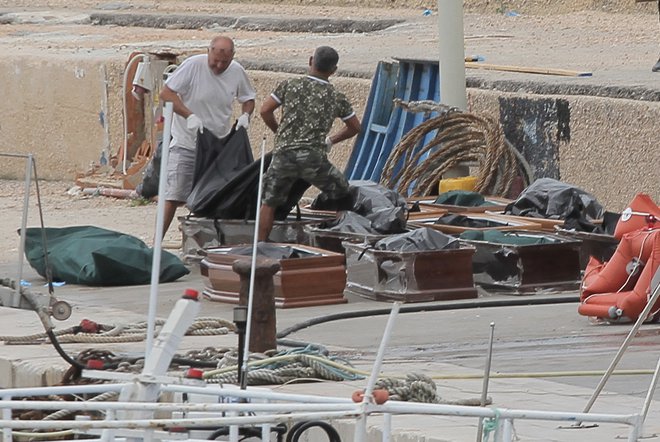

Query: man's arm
<box><xmin>260</xmin><ymin>96</ymin><xmax>281</xmax><ymax>134</ymax></box>
<box><xmin>160</xmin><ymin>85</ymin><xmax>193</xmax><ymax>119</ymax></box>
<box><xmin>328</xmin><ymin>115</ymin><xmax>361</xmax><ymax>145</ymax></box>
<box><xmin>241</xmin><ymin>99</ymin><xmax>256</xmax><ymax>117</ymax></box>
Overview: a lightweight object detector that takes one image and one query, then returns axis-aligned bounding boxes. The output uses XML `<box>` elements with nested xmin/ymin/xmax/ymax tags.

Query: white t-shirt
<box><xmin>166</xmin><ymin>54</ymin><xmax>256</xmax><ymax>150</ymax></box>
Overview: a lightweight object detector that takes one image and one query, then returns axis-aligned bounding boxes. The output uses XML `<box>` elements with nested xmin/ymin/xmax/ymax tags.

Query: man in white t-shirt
<box><xmin>159</xmin><ymin>35</ymin><xmax>256</xmax><ymax>237</ymax></box>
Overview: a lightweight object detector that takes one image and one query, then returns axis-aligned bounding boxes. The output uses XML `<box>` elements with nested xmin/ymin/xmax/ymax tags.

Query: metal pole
<box><xmin>355</xmin><ymin>302</ymin><xmax>401</xmax><ymax>442</ymax></box>
<box><xmin>14</xmin><ymin>155</ymin><xmax>33</xmax><ymax>307</ymax></box>
<box><xmin>437</xmin><ymin>0</ymin><xmax>467</xmax><ymax>110</ymax></box>
<box><xmin>477</xmin><ymin>322</ymin><xmax>496</xmax><ymax>441</ymax></box>
<box><xmin>145</xmin><ymin>101</ymin><xmax>173</xmax><ymax>358</ymax></box>
<box><xmin>582</xmin><ymin>280</ymin><xmax>660</xmax><ymax>415</ymax></box>
<box><xmin>640</xmin><ymin>271</ymin><xmax>660</xmax><ymax>430</ymax></box>
<box><xmin>241</xmin><ymin>136</ymin><xmax>267</xmax><ymax>390</ymax></box>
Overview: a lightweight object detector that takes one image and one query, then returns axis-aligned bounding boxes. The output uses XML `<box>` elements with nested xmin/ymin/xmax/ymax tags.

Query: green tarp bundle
<box><xmin>23</xmin><ymin>226</ymin><xmax>189</xmax><ymax>286</ymax></box>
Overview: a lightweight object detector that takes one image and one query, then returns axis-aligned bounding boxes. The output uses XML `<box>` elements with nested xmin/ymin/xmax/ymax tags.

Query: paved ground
<box><xmin>1</xmin><ymin>255</ymin><xmax>660</xmax><ymax>440</ymax></box>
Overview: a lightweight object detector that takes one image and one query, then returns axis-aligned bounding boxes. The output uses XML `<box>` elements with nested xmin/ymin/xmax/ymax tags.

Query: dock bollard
<box><xmin>232</xmin><ymin>258</ymin><xmax>280</xmax><ymax>353</ymax></box>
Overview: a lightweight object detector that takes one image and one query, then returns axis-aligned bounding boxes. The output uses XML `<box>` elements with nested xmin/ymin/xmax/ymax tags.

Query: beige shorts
<box><xmin>165</xmin><ymin>145</ymin><xmax>196</xmax><ymax>202</ymax></box>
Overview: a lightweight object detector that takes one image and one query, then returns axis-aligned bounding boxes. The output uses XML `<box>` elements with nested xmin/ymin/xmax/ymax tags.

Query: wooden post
<box><xmin>232</xmin><ymin>258</ymin><xmax>280</xmax><ymax>353</ymax></box>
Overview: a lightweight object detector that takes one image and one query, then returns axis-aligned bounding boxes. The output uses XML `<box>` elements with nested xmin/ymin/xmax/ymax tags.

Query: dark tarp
<box><xmin>186</xmin><ymin>126</ymin><xmax>254</xmax><ymax>215</ymax></box>
<box><xmin>311</xmin><ymin>181</ymin><xmax>407</xmax><ymax>234</ymax></box>
<box><xmin>434</xmin><ymin>190</ymin><xmax>489</xmax><ymax>207</ymax></box>
<box><xmin>504</xmin><ymin>178</ymin><xmax>604</xmax><ymax>220</ymax></box>
<box><xmin>317</xmin><ymin>211</ymin><xmax>376</xmax><ymax>234</ymax></box>
<box><xmin>374</xmin><ymin>227</ymin><xmax>459</xmax><ymax>252</ymax></box>
<box><xmin>188</xmin><ymin>148</ymin><xmax>310</xmax><ymax>221</ymax></box>
<box><xmin>434</xmin><ymin>214</ymin><xmax>508</xmax><ymax>229</ymax></box>
<box><xmin>460</xmin><ymin>230</ymin><xmax>556</xmax><ymax>245</ymax></box>
<box><xmin>23</xmin><ymin>226</ymin><xmax>189</xmax><ymax>286</ymax></box>
<box><xmin>227</xmin><ymin>243</ymin><xmax>317</xmax><ymax>259</ymax></box>
<box><xmin>136</xmin><ymin>140</ymin><xmax>162</xmax><ymax>199</ymax></box>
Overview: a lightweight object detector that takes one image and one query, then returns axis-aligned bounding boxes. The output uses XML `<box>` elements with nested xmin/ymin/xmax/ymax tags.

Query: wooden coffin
<box><xmin>304</xmin><ymin>225</ymin><xmax>398</xmax><ymax>255</ymax></box>
<box><xmin>408</xmin><ymin>213</ymin><xmax>543</xmax><ymax>234</ymax></box>
<box><xmin>200</xmin><ymin>244</ymin><xmax>347</xmax><ymax>308</ymax></box>
<box><xmin>555</xmin><ymin>228</ymin><xmax>619</xmax><ymax>270</ymax></box>
<box><xmin>462</xmin><ymin>232</ymin><xmax>582</xmax><ymax>293</ymax></box>
<box><xmin>179</xmin><ymin>216</ymin><xmax>325</xmax><ymax>264</ymax></box>
<box><xmin>343</xmin><ymin>242</ymin><xmax>478</xmax><ymax>303</ymax></box>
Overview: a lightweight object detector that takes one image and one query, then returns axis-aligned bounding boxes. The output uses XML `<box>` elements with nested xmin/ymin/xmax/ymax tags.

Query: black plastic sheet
<box><xmin>504</xmin><ymin>178</ymin><xmax>604</xmax><ymax>221</ymax></box>
<box><xmin>373</xmin><ymin>227</ymin><xmax>459</xmax><ymax>252</ymax></box>
<box><xmin>227</xmin><ymin>242</ymin><xmax>316</xmax><ymax>259</ymax></box>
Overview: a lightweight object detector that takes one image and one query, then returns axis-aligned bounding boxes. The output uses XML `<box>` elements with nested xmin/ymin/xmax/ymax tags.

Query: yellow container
<box><xmin>439</xmin><ymin>176</ymin><xmax>478</xmax><ymax>193</ymax></box>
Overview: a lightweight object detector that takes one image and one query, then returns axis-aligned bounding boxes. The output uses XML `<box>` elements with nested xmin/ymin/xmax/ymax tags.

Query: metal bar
<box><xmin>582</xmin><ymin>279</ymin><xmax>660</xmax><ymax>415</ymax></box>
<box><xmin>476</xmin><ymin>322</ymin><xmax>496</xmax><ymax>441</ymax></box>
<box><xmin>1</xmin><ymin>395</ymin><xmax>11</xmax><ymax>442</ymax></box>
<box><xmin>13</xmin><ymin>154</ymin><xmax>33</xmax><ymax>307</ymax></box>
<box><xmin>241</xmin><ymin>136</ymin><xmax>267</xmax><ymax>390</ymax></box>
<box><xmin>500</xmin><ymin>418</ymin><xmax>514</xmax><ymax>442</ymax></box>
<box><xmin>145</xmin><ymin>101</ymin><xmax>173</xmax><ymax>359</ymax></box>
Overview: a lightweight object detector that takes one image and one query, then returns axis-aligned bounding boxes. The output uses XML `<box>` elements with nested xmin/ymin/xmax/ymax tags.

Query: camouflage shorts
<box><xmin>262</xmin><ymin>148</ymin><xmax>349</xmax><ymax>207</ymax></box>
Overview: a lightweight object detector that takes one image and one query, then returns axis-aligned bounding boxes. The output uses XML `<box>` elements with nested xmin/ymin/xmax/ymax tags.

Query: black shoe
<box><xmin>653</xmin><ymin>58</ymin><xmax>660</xmax><ymax>73</ymax></box>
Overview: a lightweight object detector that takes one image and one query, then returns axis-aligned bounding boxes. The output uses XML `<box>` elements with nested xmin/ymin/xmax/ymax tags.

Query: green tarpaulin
<box><xmin>23</xmin><ymin>226</ymin><xmax>189</xmax><ymax>286</ymax></box>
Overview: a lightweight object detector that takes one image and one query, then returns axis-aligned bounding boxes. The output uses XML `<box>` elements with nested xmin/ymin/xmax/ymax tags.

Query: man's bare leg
<box><xmin>162</xmin><ymin>200</ymin><xmax>183</xmax><ymax>239</ymax></box>
<box><xmin>258</xmin><ymin>204</ymin><xmax>276</xmax><ymax>242</ymax></box>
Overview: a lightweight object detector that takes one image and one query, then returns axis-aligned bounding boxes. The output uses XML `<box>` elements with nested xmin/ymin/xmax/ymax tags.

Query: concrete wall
<box><xmin>468</xmin><ymin>90</ymin><xmax>659</xmax><ymax>211</ymax></box>
<box><xmin>0</xmin><ymin>56</ymin><xmax>657</xmax><ymax>212</ymax></box>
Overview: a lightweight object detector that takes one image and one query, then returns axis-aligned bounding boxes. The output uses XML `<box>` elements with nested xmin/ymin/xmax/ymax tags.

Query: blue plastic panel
<box><xmin>345</xmin><ymin>59</ymin><xmax>441</xmax><ymax>186</ymax></box>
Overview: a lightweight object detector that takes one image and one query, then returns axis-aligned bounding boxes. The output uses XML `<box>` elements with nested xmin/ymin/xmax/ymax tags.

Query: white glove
<box><xmin>186</xmin><ymin>114</ymin><xmax>204</xmax><ymax>133</ymax></box>
<box><xmin>237</xmin><ymin>112</ymin><xmax>250</xmax><ymax>129</ymax></box>
<box><xmin>325</xmin><ymin>136</ymin><xmax>333</xmax><ymax>151</ymax></box>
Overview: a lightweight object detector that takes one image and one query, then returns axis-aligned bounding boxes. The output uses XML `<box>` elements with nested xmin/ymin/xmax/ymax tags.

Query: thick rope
<box><xmin>0</xmin><ymin>317</ymin><xmax>235</xmax><ymax>345</ymax></box>
<box><xmin>376</xmin><ymin>373</ymin><xmax>493</xmax><ymax>405</ymax></box>
<box><xmin>380</xmin><ymin>100</ymin><xmax>531</xmax><ymax>197</ymax></box>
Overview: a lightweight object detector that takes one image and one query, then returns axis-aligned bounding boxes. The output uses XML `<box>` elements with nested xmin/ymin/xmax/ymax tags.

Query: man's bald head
<box><xmin>208</xmin><ymin>36</ymin><xmax>235</xmax><ymax>75</ymax></box>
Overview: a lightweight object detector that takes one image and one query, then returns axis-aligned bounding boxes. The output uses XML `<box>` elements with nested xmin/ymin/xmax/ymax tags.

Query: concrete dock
<box><xmin>1</xmin><ymin>258</ymin><xmax>659</xmax><ymax>441</ymax></box>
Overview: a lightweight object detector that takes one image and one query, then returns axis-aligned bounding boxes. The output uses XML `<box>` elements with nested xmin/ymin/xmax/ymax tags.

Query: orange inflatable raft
<box><xmin>578</xmin><ymin>194</ymin><xmax>660</xmax><ymax>322</ymax></box>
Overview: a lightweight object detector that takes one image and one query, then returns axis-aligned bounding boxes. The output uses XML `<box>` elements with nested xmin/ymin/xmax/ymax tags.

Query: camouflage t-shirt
<box><xmin>271</xmin><ymin>75</ymin><xmax>355</xmax><ymax>152</ymax></box>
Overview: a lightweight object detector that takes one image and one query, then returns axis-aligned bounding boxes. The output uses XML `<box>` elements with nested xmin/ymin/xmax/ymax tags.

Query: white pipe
<box><xmin>355</xmin><ymin>302</ymin><xmax>401</xmax><ymax>442</ymax></box>
<box><xmin>500</xmin><ymin>418</ymin><xmax>514</xmax><ymax>442</ymax></box>
<box><xmin>0</xmin><ymin>383</ymin><xmax>127</xmax><ymax>397</ymax></box>
<box><xmin>145</xmin><ymin>101</ymin><xmax>173</xmax><ymax>358</ymax></box>
<box><xmin>374</xmin><ymin>402</ymin><xmax>639</xmax><ymax>425</ymax></box>
<box><xmin>382</xmin><ymin>413</ymin><xmax>392</xmax><ymax>442</ymax></box>
<box><xmin>240</xmin><ymin>136</ymin><xmax>267</xmax><ymax>389</ymax></box>
<box><xmin>160</xmin><ymin>384</ymin><xmax>353</xmax><ymax>404</ymax></box>
<box><xmin>121</xmin><ymin>53</ymin><xmax>147</xmax><ymax>175</ymax></box>
<box><xmin>0</xmin><ymin>410</ymin><xmax>356</xmax><ymax>430</ymax></box>
<box><xmin>476</xmin><ymin>322</ymin><xmax>496</xmax><ymax>441</ymax></box>
<box><xmin>437</xmin><ymin>0</ymin><xmax>467</xmax><ymax>110</ymax></box>
<box><xmin>1</xmin><ymin>395</ymin><xmax>11</xmax><ymax>442</ymax></box>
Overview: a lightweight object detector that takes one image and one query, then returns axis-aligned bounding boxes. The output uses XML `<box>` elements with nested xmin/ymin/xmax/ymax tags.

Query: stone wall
<box><xmin>0</xmin><ymin>57</ymin><xmax>657</xmax><ymax>212</ymax></box>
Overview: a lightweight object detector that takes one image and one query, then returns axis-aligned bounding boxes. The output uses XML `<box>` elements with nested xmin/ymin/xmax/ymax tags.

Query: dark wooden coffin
<box><xmin>462</xmin><ymin>232</ymin><xmax>582</xmax><ymax>293</ymax></box>
<box><xmin>343</xmin><ymin>242</ymin><xmax>477</xmax><ymax>303</ymax></box>
<box><xmin>200</xmin><ymin>244</ymin><xmax>347</xmax><ymax>308</ymax></box>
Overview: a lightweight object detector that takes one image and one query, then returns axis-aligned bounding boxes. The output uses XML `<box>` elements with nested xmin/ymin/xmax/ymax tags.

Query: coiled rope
<box><xmin>380</xmin><ymin>99</ymin><xmax>532</xmax><ymax>197</ymax></box>
<box><xmin>0</xmin><ymin>317</ymin><xmax>235</xmax><ymax>345</ymax></box>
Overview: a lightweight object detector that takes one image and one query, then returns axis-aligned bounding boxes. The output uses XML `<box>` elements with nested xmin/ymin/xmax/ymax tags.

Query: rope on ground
<box><xmin>205</xmin><ymin>349</ymin><xmax>364</xmax><ymax>385</ymax></box>
<box><xmin>380</xmin><ymin>99</ymin><xmax>533</xmax><ymax>197</ymax></box>
<box><xmin>0</xmin><ymin>317</ymin><xmax>235</xmax><ymax>345</ymax></box>
<box><xmin>375</xmin><ymin>373</ymin><xmax>493</xmax><ymax>405</ymax></box>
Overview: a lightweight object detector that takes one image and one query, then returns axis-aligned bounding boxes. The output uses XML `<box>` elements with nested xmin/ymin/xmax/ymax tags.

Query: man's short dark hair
<box><xmin>313</xmin><ymin>46</ymin><xmax>339</xmax><ymax>73</ymax></box>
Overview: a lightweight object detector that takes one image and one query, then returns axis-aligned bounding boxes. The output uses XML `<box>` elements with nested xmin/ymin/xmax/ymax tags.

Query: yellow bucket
<box><xmin>438</xmin><ymin>176</ymin><xmax>478</xmax><ymax>194</ymax></box>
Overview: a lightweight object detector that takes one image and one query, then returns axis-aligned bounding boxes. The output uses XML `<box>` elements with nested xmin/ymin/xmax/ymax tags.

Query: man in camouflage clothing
<box><xmin>257</xmin><ymin>46</ymin><xmax>361</xmax><ymax>241</ymax></box>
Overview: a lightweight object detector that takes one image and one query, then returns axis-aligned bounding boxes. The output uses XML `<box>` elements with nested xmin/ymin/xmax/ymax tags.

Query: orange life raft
<box><xmin>578</xmin><ymin>194</ymin><xmax>660</xmax><ymax>322</ymax></box>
